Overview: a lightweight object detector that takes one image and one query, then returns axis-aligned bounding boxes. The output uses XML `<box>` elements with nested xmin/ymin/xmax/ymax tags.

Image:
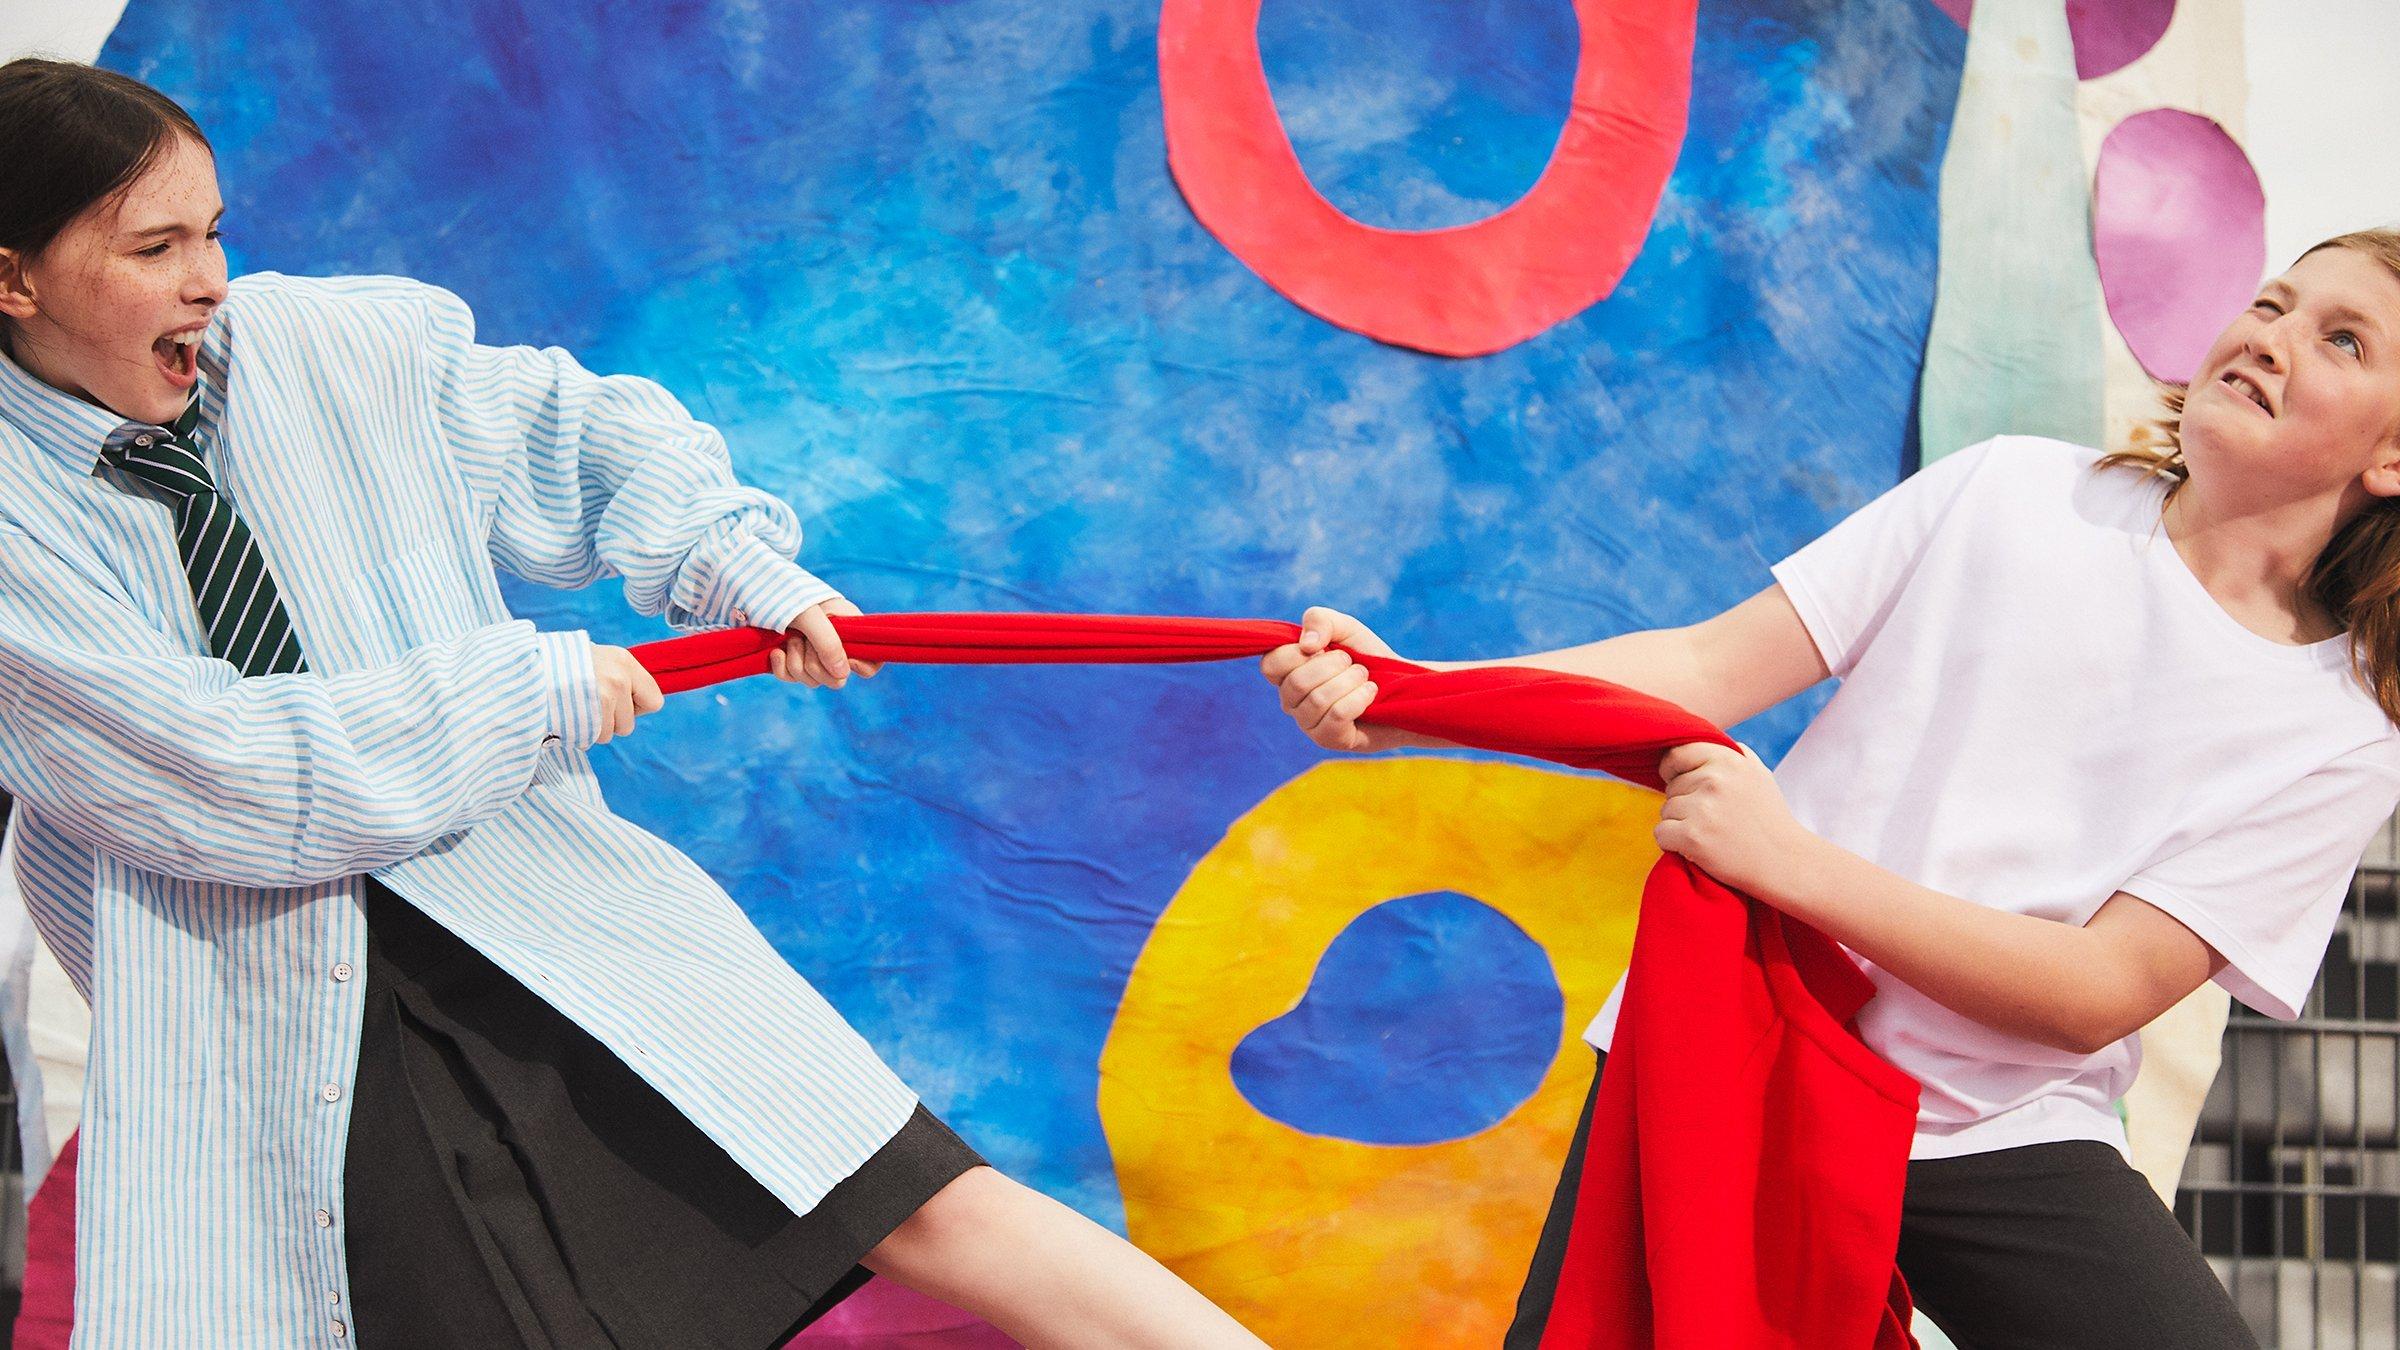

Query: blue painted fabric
<box><xmin>99</xmin><ymin>0</ymin><xmax>1967</xmax><ymax>1230</ymax></box>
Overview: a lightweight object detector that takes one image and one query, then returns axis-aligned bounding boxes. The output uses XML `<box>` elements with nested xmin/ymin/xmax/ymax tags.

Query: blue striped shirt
<box><xmin>0</xmin><ymin>274</ymin><xmax>917</xmax><ymax>1346</ymax></box>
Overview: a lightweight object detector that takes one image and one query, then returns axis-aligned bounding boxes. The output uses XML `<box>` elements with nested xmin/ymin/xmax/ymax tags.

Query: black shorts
<box><xmin>1507</xmin><ymin>1052</ymin><xmax>2259</xmax><ymax>1350</ymax></box>
<box><xmin>342</xmin><ymin>880</ymin><xmax>984</xmax><ymax>1350</ymax></box>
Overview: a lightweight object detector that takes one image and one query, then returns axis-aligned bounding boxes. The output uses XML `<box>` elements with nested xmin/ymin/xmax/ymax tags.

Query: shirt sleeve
<box><xmin>415</xmin><ymin>281</ymin><xmax>839</xmax><ymax>634</ymax></box>
<box><xmin>1769</xmin><ymin>439</ymin><xmax>2004</xmax><ymax>678</ymax></box>
<box><xmin>0</xmin><ymin>525</ymin><xmax>586</xmax><ymax>890</ymax></box>
<box><xmin>2117</xmin><ymin>749</ymin><xmax>2400</xmax><ymax>1021</ymax></box>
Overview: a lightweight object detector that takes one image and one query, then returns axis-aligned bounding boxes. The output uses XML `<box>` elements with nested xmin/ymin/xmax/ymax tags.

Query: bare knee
<box><xmin>864</xmin><ymin>1164</ymin><xmax>1012</xmax><ymax>1276</ymax></box>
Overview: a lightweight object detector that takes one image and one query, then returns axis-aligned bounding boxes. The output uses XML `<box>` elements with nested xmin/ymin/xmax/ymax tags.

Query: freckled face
<box><xmin>5</xmin><ymin>133</ymin><xmax>227</xmax><ymax>426</ymax></box>
<box><xmin>2181</xmin><ymin>247</ymin><xmax>2400</xmax><ymax>506</ymax></box>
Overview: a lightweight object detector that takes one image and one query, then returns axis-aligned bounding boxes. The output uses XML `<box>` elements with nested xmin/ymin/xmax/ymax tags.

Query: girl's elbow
<box><xmin>2061</xmin><ymin>1024</ymin><xmax>2131</xmax><ymax>1057</ymax></box>
<box><xmin>2045</xmin><ymin>1005</ymin><xmax>2145</xmax><ymax>1057</ymax></box>
<box><xmin>134</xmin><ymin>798</ymin><xmax>419</xmax><ymax>889</ymax></box>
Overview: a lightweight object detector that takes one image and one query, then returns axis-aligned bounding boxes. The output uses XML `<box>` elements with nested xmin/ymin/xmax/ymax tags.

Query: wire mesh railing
<box><xmin>2180</xmin><ymin>817</ymin><xmax>2400</xmax><ymax>1348</ymax></box>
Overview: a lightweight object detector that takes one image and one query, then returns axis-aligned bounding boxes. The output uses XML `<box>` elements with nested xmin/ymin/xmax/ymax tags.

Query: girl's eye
<box><xmin>2332</xmin><ymin>331</ymin><xmax>2362</xmax><ymax>356</ymax></box>
<box><xmin>136</xmin><ymin>242</ymin><xmax>170</xmax><ymax>258</ymax></box>
<box><xmin>2253</xmin><ymin>298</ymin><xmax>2284</xmax><ymax>316</ymax></box>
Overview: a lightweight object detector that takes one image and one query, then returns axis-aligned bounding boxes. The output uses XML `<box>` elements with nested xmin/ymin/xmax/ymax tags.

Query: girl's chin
<box><xmin>105</xmin><ymin>381</ymin><xmax>189</xmax><ymax>427</ymax></box>
<box><xmin>2180</xmin><ymin>404</ymin><xmax>2258</xmax><ymax>449</ymax></box>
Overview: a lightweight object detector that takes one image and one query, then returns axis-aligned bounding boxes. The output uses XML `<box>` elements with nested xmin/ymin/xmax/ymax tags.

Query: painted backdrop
<box><xmin>102</xmin><ymin>0</ymin><xmax>1964</xmax><ymax>1342</ymax></box>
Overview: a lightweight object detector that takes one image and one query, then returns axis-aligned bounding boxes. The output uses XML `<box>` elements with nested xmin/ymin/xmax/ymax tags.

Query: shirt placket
<box><xmin>312</xmin><ymin>889</ymin><xmax>370</xmax><ymax>1342</ymax></box>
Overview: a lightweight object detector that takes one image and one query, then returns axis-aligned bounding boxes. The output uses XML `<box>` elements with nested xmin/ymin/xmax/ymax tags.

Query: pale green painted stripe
<box><xmin>1918</xmin><ymin>0</ymin><xmax>2108</xmax><ymax>464</ymax></box>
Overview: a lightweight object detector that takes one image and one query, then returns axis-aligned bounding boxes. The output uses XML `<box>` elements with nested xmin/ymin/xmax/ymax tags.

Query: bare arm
<box><xmin>1261</xmin><ymin>584</ymin><xmax>1830</xmax><ymax>751</ymax></box>
<box><xmin>1783</xmin><ymin>850</ymin><xmax>2221</xmax><ymax>1053</ymax></box>
<box><xmin>1268</xmin><ymin>590</ymin><xmax>2229</xmax><ymax>1053</ymax></box>
<box><xmin>1657</xmin><ymin>742</ymin><xmax>2227</xmax><ymax>1054</ymax></box>
<box><xmin>1433</xmin><ymin>585</ymin><xmax>1829</xmax><ymax>729</ymax></box>
<box><xmin>1265</xmin><ymin>596</ymin><xmax>2226</xmax><ymax>1051</ymax></box>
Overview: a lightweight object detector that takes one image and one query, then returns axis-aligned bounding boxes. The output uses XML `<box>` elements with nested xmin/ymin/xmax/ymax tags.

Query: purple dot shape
<box><xmin>2092</xmin><ymin>109</ymin><xmax>2266</xmax><ymax>384</ymax></box>
<box><xmin>1932</xmin><ymin>0</ymin><xmax>2176</xmax><ymax>80</ymax></box>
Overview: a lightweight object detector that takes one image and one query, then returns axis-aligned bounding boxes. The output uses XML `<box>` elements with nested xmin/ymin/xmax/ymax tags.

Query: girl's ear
<box><xmin>2366</xmin><ymin>435</ymin><xmax>2400</xmax><ymax>499</ymax></box>
<box><xmin>0</xmin><ymin>249</ymin><xmax>36</xmax><ymax>321</ymax></box>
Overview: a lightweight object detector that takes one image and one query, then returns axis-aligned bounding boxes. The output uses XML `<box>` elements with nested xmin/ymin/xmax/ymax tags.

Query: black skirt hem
<box><xmin>344</xmin><ymin>880</ymin><xmax>984</xmax><ymax>1350</ymax></box>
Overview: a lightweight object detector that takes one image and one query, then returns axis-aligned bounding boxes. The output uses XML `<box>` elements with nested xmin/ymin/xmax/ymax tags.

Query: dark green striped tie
<box><xmin>105</xmin><ymin>397</ymin><xmax>308</xmax><ymax>677</ymax></box>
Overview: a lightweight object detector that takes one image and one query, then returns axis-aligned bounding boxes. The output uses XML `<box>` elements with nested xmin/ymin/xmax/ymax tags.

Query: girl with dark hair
<box><xmin>0</xmin><ymin>57</ymin><xmax>1263</xmax><ymax>1349</ymax></box>
<box><xmin>1266</xmin><ymin>229</ymin><xmax>2400</xmax><ymax>1347</ymax></box>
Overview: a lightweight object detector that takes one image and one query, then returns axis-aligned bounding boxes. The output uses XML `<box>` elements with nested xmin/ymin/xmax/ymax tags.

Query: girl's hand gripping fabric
<box><xmin>1653</xmin><ymin>740</ymin><xmax>1819</xmax><ymax>901</ymax></box>
<box><xmin>1257</xmin><ymin>606</ymin><xmax>1424</xmax><ymax>752</ymax></box>
<box><xmin>589</xmin><ymin>645</ymin><xmax>666</xmax><ymax>744</ymax></box>
<box><xmin>770</xmin><ymin>597</ymin><xmax>883</xmax><ymax>690</ymax></box>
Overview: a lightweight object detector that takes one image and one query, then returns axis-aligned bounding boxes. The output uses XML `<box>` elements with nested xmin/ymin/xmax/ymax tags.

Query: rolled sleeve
<box><xmin>533</xmin><ymin>630</ymin><xmax>601</xmax><ymax>751</ymax></box>
<box><xmin>699</xmin><ymin>535</ymin><xmax>841</xmax><ymax>634</ymax></box>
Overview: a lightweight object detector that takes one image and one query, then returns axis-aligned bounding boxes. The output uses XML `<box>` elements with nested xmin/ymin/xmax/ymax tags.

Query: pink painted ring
<box><xmin>1158</xmin><ymin>0</ymin><xmax>1697</xmax><ymax>357</ymax></box>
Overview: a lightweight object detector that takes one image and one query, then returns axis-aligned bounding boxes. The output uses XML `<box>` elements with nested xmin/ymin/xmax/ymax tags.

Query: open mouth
<box><xmin>2219</xmin><ymin>368</ymin><xmax>2272</xmax><ymax>416</ymax></box>
<box><xmin>152</xmin><ymin>329</ymin><xmax>202</xmax><ymax>388</ymax></box>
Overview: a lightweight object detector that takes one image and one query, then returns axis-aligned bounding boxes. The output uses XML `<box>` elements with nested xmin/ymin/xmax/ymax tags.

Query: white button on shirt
<box><xmin>0</xmin><ymin>274</ymin><xmax>917</xmax><ymax>1342</ymax></box>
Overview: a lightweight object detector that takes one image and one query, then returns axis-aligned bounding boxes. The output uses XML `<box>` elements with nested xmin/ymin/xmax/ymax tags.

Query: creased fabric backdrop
<box><xmin>98</xmin><ymin>0</ymin><xmax>1963</xmax><ymax>1341</ymax></box>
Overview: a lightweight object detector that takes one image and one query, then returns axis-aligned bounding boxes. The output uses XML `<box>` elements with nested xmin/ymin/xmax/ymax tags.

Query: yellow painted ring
<box><xmin>1098</xmin><ymin>757</ymin><xmax>1660</xmax><ymax>1347</ymax></box>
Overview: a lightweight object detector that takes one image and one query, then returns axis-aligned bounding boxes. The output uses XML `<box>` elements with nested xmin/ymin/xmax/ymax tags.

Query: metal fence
<box><xmin>2181</xmin><ymin>817</ymin><xmax>2400</xmax><ymax>1348</ymax></box>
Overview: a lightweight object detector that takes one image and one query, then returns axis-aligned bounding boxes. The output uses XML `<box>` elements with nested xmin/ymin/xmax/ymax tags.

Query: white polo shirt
<box><xmin>1589</xmin><ymin>436</ymin><xmax>2400</xmax><ymax>1159</ymax></box>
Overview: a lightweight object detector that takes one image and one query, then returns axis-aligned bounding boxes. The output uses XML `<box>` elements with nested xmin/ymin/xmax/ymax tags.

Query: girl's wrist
<box><xmin>1752</xmin><ymin>826</ymin><xmax>1844</xmax><ymax>920</ymax></box>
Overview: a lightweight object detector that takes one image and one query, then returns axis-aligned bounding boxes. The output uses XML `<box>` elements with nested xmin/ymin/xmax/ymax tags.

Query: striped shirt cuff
<box><xmin>718</xmin><ymin>534</ymin><xmax>841</xmax><ymax>634</ymax></box>
<box><xmin>535</xmin><ymin>629</ymin><xmax>602</xmax><ymax>750</ymax></box>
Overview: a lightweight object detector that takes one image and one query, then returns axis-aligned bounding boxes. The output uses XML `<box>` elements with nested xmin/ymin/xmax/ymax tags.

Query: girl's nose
<box><xmin>183</xmin><ymin>255</ymin><xmax>229</xmax><ymax>308</ymax></box>
<box><xmin>2246</xmin><ymin>323</ymin><xmax>2289</xmax><ymax>371</ymax></box>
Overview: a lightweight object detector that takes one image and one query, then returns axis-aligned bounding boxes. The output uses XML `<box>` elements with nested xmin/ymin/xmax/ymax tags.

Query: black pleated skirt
<box><xmin>342</xmin><ymin>880</ymin><xmax>984</xmax><ymax>1350</ymax></box>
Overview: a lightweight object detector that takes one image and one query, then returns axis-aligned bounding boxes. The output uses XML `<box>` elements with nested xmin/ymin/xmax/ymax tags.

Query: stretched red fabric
<box><xmin>24</xmin><ymin>615</ymin><xmax>1919</xmax><ymax>1344</ymax></box>
<box><xmin>635</xmin><ymin>613</ymin><xmax>1922</xmax><ymax>1346</ymax></box>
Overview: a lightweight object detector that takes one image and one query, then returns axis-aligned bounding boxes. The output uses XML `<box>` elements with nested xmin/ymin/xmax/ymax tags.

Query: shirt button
<box><xmin>319</xmin><ymin>1083</ymin><xmax>341</xmax><ymax>1104</ymax></box>
<box><xmin>331</xmin><ymin>962</ymin><xmax>354</xmax><ymax>983</ymax></box>
<box><xmin>732</xmin><ymin>608</ymin><xmax>750</xmax><ymax>625</ymax></box>
<box><xmin>133</xmin><ymin>434</ymin><xmax>153</xmax><ymax>447</ymax></box>
<box><xmin>314</xmin><ymin>1209</ymin><xmax>332</xmax><ymax>1228</ymax></box>
<box><xmin>331</xmin><ymin>1318</ymin><xmax>348</xmax><ymax>1339</ymax></box>
<box><xmin>329</xmin><ymin>1290</ymin><xmax>341</xmax><ymax>1305</ymax></box>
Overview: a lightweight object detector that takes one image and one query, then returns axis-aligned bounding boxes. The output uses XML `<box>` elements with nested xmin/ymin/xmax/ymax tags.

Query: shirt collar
<box><xmin>0</xmin><ymin>344</ymin><xmax>196</xmax><ymax>473</ymax></box>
